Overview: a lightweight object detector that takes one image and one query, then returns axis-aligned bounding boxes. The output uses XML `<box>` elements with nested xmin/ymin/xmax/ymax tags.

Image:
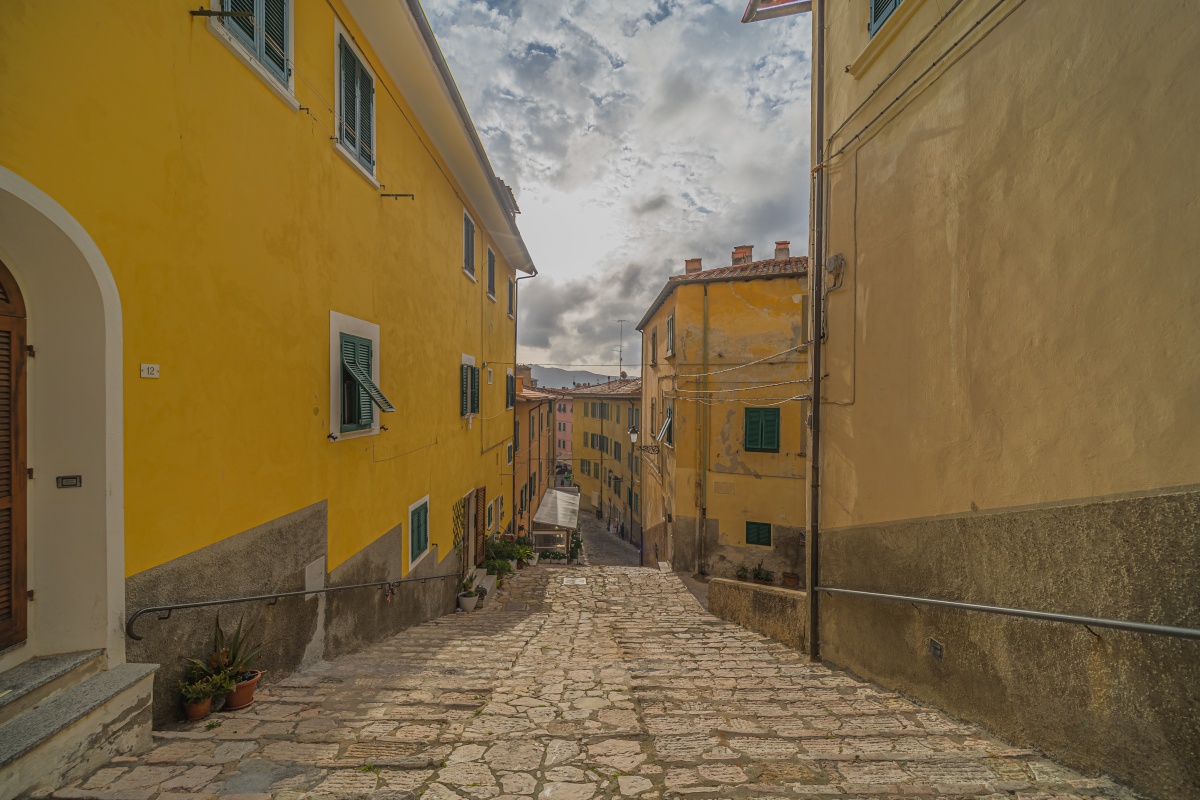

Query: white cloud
<box><xmin>425</xmin><ymin>0</ymin><xmax>812</xmax><ymax>371</ymax></box>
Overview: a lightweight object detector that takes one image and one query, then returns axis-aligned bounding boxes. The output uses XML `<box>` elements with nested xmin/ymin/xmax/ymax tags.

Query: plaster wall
<box><xmin>0</xmin><ymin>0</ymin><xmax>516</xmax><ymax>590</ymax></box>
<box><xmin>813</xmin><ymin>2</ymin><xmax>1200</xmax><ymax>798</ymax></box>
<box><xmin>514</xmin><ymin>397</ymin><xmax>555</xmax><ymax>536</ymax></box>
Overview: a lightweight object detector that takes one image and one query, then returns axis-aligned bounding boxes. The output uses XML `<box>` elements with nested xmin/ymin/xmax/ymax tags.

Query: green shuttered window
<box><xmin>463</xmin><ymin>215</ymin><xmax>476</xmax><ymax>277</ymax></box>
<box><xmin>744</xmin><ymin>408</ymin><xmax>780</xmax><ymax>453</ymax></box>
<box><xmin>410</xmin><ymin>501</ymin><xmax>429</xmax><ymax>562</ymax></box>
<box><xmin>223</xmin><ymin>0</ymin><xmax>290</xmax><ymax>85</ymax></box>
<box><xmin>869</xmin><ymin>0</ymin><xmax>902</xmax><ymax>37</ymax></box>
<box><xmin>340</xmin><ymin>333</ymin><xmax>393</xmax><ymax>433</ymax></box>
<box><xmin>461</xmin><ymin>364</ymin><xmax>481</xmax><ymax>416</ymax></box>
<box><xmin>338</xmin><ymin>36</ymin><xmax>374</xmax><ymax>171</ymax></box>
<box><xmin>487</xmin><ymin>249</ymin><xmax>496</xmax><ymax>296</ymax></box>
<box><xmin>746</xmin><ymin>521</ymin><xmax>772</xmax><ymax>546</ymax></box>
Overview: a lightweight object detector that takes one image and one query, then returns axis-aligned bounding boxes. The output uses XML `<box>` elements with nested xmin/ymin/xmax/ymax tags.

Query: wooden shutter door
<box><xmin>0</xmin><ymin>261</ymin><xmax>27</xmax><ymax>650</ymax></box>
<box><xmin>474</xmin><ymin>488</ymin><xmax>487</xmax><ymax>566</ymax></box>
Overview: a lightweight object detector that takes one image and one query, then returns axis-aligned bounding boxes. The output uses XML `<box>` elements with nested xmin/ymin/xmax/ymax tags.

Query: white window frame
<box><xmin>461</xmin><ymin>354</ymin><xmax>478</xmax><ymax>420</ymax></box>
<box><xmin>666</xmin><ymin>311</ymin><xmax>675</xmax><ymax>357</ymax></box>
<box><xmin>205</xmin><ymin>0</ymin><xmax>300</xmax><ymax>112</ymax></box>
<box><xmin>487</xmin><ymin>499</ymin><xmax>494</xmax><ymax>529</ymax></box>
<box><xmin>463</xmin><ymin>211</ymin><xmax>478</xmax><ymax>282</ymax></box>
<box><xmin>488</xmin><ymin>367</ymin><xmax>494</xmax><ymax>385</ymax></box>
<box><xmin>333</xmin><ymin>21</ymin><xmax>379</xmax><ymax>187</ymax></box>
<box><xmin>406</xmin><ymin>494</ymin><xmax>432</xmax><ymax>572</ymax></box>
<box><xmin>329</xmin><ymin>311</ymin><xmax>382</xmax><ymax>441</ymax></box>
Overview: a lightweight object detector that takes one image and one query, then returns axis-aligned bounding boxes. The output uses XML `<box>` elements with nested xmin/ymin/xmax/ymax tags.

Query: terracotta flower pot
<box><xmin>223</xmin><ymin>670</ymin><xmax>262</xmax><ymax>711</ymax></box>
<box><xmin>183</xmin><ymin>697</ymin><xmax>212</xmax><ymax>721</ymax></box>
<box><xmin>781</xmin><ymin>572</ymin><xmax>800</xmax><ymax>588</ymax></box>
<box><xmin>516</xmin><ymin>561</ymin><xmax>525</xmax><ymax>570</ymax></box>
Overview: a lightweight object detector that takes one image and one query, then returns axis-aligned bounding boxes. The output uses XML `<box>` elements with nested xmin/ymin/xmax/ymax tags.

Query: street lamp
<box><xmin>629</xmin><ymin>426</ymin><xmax>659</xmax><ymax>455</ymax></box>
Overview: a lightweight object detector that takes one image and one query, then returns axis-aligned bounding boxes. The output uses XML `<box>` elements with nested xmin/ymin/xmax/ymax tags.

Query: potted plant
<box><xmin>194</xmin><ymin>614</ymin><xmax>265</xmax><ymax>711</ymax></box>
<box><xmin>781</xmin><ymin>571</ymin><xmax>801</xmax><ymax>589</ymax></box>
<box><xmin>458</xmin><ymin>577</ymin><xmax>480</xmax><ymax>612</ymax></box>
<box><xmin>752</xmin><ymin>561</ymin><xmax>775</xmax><ymax>586</ymax></box>
<box><xmin>179</xmin><ymin>676</ymin><xmax>216</xmax><ymax>721</ymax></box>
<box><xmin>516</xmin><ymin>544</ymin><xmax>535</xmax><ymax>568</ymax></box>
<box><xmin>735</xmin><ymin>564</ymin><xmax>750</xmax><ymax>582</ymax></box>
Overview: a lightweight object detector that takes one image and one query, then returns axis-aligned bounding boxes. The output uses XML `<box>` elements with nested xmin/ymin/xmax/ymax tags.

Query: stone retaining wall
<box><xmin>708</xmin><ymin>578</ymin><xmax>806</xmax><ymax>650</ymax></box>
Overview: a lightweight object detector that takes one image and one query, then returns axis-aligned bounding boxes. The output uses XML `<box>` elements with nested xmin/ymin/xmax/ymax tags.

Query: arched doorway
<box><xmin>0</xmin><ymin>261</ymin><xmax>27</xmax><ymax>650</ymax></box>
<box><xmin>0</xmin><ymin>165</ymin><xmax>124</xmax><ymax>671</ymax></box>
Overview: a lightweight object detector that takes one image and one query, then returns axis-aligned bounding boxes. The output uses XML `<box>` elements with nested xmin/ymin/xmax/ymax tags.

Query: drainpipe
<box><xmin>807</xmin><ymin>0</ymin><xmax>825</xmax><ymax>662</ymax></box>
<box><xmin>698</xmin><ymin>286</ymin><xmax>710</xmax><ymax>575</ymax></box>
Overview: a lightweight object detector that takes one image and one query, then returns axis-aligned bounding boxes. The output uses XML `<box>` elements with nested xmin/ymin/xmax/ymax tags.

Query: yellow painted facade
<box><xmin>638</xmin><ymin>254</ymin><xmax>807</xmax><ymax>577</ymax></box>
<box><xmin>0</xmin><ymin>0</ymin><xmax>531</xmax><ymax>684</ymax></box>
<box><xmin>514</xmin><ymin>384</ymin><xmax>556</xmax><ymax>537</ymax></box>
<box><xmin>571</xmin><ymin>380</ymin><xmax>641</xmax><ymax>539</ymax></box>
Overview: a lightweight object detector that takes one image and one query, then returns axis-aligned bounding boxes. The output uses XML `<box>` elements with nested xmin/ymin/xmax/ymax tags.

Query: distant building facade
<box><xmin>513</xmin><ymin>378</ymin><xmax>556</xmax><ymax>539</ymax></box>
<box><xmin>571</xmin><ymin>379</ymin><xmax>642</xmax><ymax>544</ymax></box>
<box><xmin>637</xmin><ymin>244</ymin><xmax>808</xmax><ymax>578</ymax></box>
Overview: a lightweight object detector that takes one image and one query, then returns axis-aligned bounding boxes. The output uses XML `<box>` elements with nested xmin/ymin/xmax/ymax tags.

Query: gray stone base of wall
<box><xmin>708</xmin><ymin>578</ymin><xmax>807</xmax><ymax>650</ymax></box>
<box><xmin>126</xmin><ymin>501</ymin><xmax>458</xmax><ymax>725</ymax></box>
<box><xmin>820</xmin><ymin>486</ymin><xmax>1200</xmax><ymax>800</ymax></box>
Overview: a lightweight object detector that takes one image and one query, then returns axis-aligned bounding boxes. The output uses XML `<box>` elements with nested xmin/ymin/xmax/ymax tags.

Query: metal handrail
<box><xmin>126</xmin><ymin>573</ymin><xmax>460</xmax><ymax>641</ymax></box>
<box><xmin>816</xmin><ymin>587</ymin><xmax>1200</xmax><ymax>640</ymax></box>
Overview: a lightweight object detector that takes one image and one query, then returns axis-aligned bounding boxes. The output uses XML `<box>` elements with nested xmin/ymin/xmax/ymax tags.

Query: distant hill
<box><xmin>530</xmin><ymin>365</ymin><xmax>616</xmax><ymax>389</ymax></box>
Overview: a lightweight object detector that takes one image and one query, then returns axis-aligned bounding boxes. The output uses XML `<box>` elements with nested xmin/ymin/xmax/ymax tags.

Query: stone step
<box><xmin>0</xmin><ymin>662</ymin><xmax>157</xmax><ymax>798</ymax></box>
<box><xmin>0</xmin><ymin>650</ymin><xmax>104</xmax><ymax>727</ymax></box>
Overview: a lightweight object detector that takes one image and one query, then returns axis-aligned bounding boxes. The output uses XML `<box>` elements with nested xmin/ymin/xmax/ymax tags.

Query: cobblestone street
<box><xmin>577</xmin><ymin>515</ymin><xmax>641</xmax><ymax>567</ymax></box>
<box><xmin>48</xmin><ymin>567</ymin><xmax>1130</xmax><ymax>800</ymax></box>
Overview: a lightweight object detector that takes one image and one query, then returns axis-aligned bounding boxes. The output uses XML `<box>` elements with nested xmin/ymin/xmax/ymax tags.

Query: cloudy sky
<box><xmin>425</xmin><ymin>0</ymin><xmax>813</xmax><ymax>373</ymax></box>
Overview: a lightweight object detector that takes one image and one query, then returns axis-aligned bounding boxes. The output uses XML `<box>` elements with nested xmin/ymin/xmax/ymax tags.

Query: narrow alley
<box><xmin>577</xmin><ymin>515</ymin><xmax>641</xmax><ymax>568</ymax></box>
<box><xmin>48</xmin><ymin>567</ymin><xmax>1130</xmax><ymax>800</ymax></box>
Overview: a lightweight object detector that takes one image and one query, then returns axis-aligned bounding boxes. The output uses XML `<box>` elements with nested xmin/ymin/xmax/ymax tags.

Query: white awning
<box><xmin>533</xmin><ymin>489</ymin><xmax>580</xmax><ymax>531</ymax></box>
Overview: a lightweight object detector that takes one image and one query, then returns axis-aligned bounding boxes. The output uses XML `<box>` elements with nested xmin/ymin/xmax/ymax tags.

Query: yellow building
<box><xmin>0</xmin><ymin>0</ymin><xmax>533</xmax><ymax>786</ymax></box>
<box><xmin>801</xmin><ymin>1</ymin><xmax>1200</xmax><ymax>797</ymax></box>
<box><xmin>571</xmin><ymin>378</ymin><xmax>643</xmax><ymax>545</ymax></box>
<box><xmin>637</xmin><ymin>245</ymin><xmax>808</xmax><ymax>576</ymax></box>
<box><xmin>513</xmin><ymin>379</ymin><xmax>556</xmax><ymax>538</ymax></box>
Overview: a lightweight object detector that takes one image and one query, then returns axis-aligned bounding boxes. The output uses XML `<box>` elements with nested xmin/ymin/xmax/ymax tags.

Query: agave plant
<box><xmin>183</xmin><ymin>614</ymin><xmax>265</xmax><ymax>683</ymax></box>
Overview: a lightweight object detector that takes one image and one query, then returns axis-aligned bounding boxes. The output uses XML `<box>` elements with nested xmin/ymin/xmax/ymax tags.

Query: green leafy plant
<box><xmin>185</xmin><ymin>614</ymin><xmax>265</xmax><ymax>684</ymax></box>
<box><xmin>178</xmin><ymin>672</ymin><xmax>230</xmax><ymax>705</ymax></box>
<box><xmin>752</xmin><ymin>561</ymin><xmax>774</xmax><ymax>583</ymax></box>
<box><xmin>206</xmin><ymin>719</ymin><xmax>223</xmax><ymax>730</ymax></box>
<box><xmin>735</xmin><ymin>564</ymin><xmax>750</xmax><ymax>581</ymax></box>
<box><xmin>460</xmin><ymin>576</ymin><xmax>478</xmax><ymax>597</ymax></box>
<box><xmin>516</xmin><ymin>545</ymin><xmax>534</xmax><ymax>563</ymax></box>
<box><xmin>486</xmin><ymin>539</ymin><xmax>520</xmax><ymax>561</ymax></box>
<box><xmin>483</xmin><ymin>558</ymin><xmax>513</xmax><ymax>577</ymax></box>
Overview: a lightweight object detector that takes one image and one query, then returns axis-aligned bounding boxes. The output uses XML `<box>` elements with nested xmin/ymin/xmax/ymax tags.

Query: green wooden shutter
<box><xmin>354</xmin><ymin>337</ymin><xmax>373</xmax><ymax>428</ymax></box>
<box><xmin>487</xmin><ymin>250</ymin><xmax>496</xmax><ymax>295</ymax></box>
<box><xmin>746</xmin><ymin>521</ymin><xmax>772</xmax><ymax>546</ymax></box>
<box><xmin>340</xmin><ymin>38</ymin><xmax>357</xmax><ymax>150</ymax></box>
<box><xmin>262</xmin><ymin>0</ymin><xmax>288</xmax><ymax>80</ymax></box>
<box><xmin>357</xmin><ymin>65</ymin><xmax>374</xmax><ymax>167</ymax></box>
<box><xmin>515</xmin><ymin>418</ymin><xmax>520</xmax><ymax>446</ymax></box>
<box><xmin>225</xmin><ymin>0</ymin><xmax>255</xmax><ymax>49</ymax></box>
<box><xmin>340</xmin><ymin>333</ymin><xmax>394</xmax><ymax>416</ymax></box>
<box><xmin>460</xmin><ymin>364</ymin><xmax>470</xmax><ymax>416</ymax></box>
<box><xmin>762</xmin><ymin>408</ymin><xmax>780</xmax><ymax>452</ymax></box>
<box><xmin>869</xmin><ymin>0</ymin><xmax>901</xmax><ymax>36</ymax></box>
<box><xmin>744</xmin><ymin>409</ymin><xmax>762</xmax><ymax>451</ymax></box>
<box><xmin>463</xmin><ymin>216</ymin><xmax>475</xmax><ymax>275</ymax></box>
<box><xmin>411</xmin><ymin>502</ymin><xmax>429</xmax><ymax>558</ymax></box>
<box><xmin>471</xmin><ymin>366</ymin><xmax>481</xmax><ymax>414</ymax></box>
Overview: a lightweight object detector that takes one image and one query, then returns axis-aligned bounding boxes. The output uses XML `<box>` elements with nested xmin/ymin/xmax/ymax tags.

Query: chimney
<box><xmin>516</xmin><ymin>376</ymin><xmax>524</xmax><ymax>393</ymax></box>
<box><xmin>684</xmin><ymin>257</ymin><xmax>703</xmax><ymax>275</ymax></box>
<box><xmin>775</xmin><ymin>240</ymin><xmax>790</xmax><ymax>259</ymax></box>
<box><xmin>732</xmin><ymin>245</ymin><xmax>753</xmax><ymax>265</ymax></box>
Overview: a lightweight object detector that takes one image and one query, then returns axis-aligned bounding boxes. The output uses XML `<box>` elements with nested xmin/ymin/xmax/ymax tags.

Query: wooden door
<box><xmin>0</xmin><ymin>260</ymin><xmax>26</xmax><ymax>650</ymax></box>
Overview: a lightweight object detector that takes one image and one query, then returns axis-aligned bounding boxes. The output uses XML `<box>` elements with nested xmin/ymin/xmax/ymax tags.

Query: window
<box><xmin>529</xmin><ymin>412</ymin><xmax>536</xmax><ymax>442</ymax></box>
<box><xmin>746</xmin><ymin>521</ymin><xmax>772</xmax><ymax>547</ymax></box>
<box><xmin>869</xmin><ymin>0</ymin><xmax>902</xmax><ymax>37</ymax></box>
<box><xmin>487</xmin><ymin>500</ymin><xmax>494</xmax><ymax>529</ymax></box>
<box><xmin>341</xmin><ymin>333</ymin><xmax>387</xmax><ymax>432</ymax></box>
<box><xmin>515</xmin><ymin>418</ymin><xmax>520</xmax><ymax>448</ymax></box>
<box><xmin>498</xmin><ymin>495</ymin><xmax>505</xmax><ymax>522</ymax></box>
<box><xmin>666</xmin><ymin>312</ymin><xmax>675</xmax><ymax>357</ymax></box>
<box><xmin>656</xmin><ymin>402</ymin><xmax>673</xmax><ymax>446</ymax></box>
<box><xmin>633</xmin><ymin>493</ymin><xmax>640</xmax><ymax>515</ymax></box>
<box><xmin>614</xmin><ymin>442</ymin><xmax>621</xmax><ymax>461</ymax></box>
<box><xmin>650</xmin><ymin>398</ymin><xmax>656</xmax><ymax>432</ymax></box>
<box><xmin>507</xmin><ymin>278</ymin><xmax>515</xmax><ymax>317</ymax></box>
<box><xmin>330</xmin><ymin>313</ymin><xmax>393</xmax><ymax>440</ymax></box>
<box><xmin>338</xmin><ymin>35</ymin><xmax>375</xmax><ymax>172</ymax></box>
<box><xmin>615</xmin><ymin>405</ymin><xmax>620</xmax><ymax>424</ymax></box>
<box><xmin>558</xmin><ymin>403</ymin><xmax>565</xmax><ymax>413</ymax></box>
<box><xmin>506</xmin><ymin>370</ymin><xmax>515</xmax><ymax>409</ymax></box>
<box><xmin>409</xmin><ymin>498</ymin><xmax>430</xmax><ymax>566</ymax></box>
<box><xmin>462</xmin><ymin>213</ymin><xmax>477</xmax><ymax>278</ymax></box>
<box><xmin>507</xmin><ymin>442</ymin><xmax>513</xmax><ymax>464</ymax></box>
<box><xmin>581</xmin><ymin>460</ymin><xmax>589</xmax><ymax>476</ymax></box>
<box><xmin>222</xmin><ymin>0</ymin><xmax>290</xmax><ymax>85</ymax></box>
<box><xmin>486</xmin><ymin>249</ymin><xmax>496</xmax><ymax>297</ymax></box>
<box><xmin>460</xmin><ymin>359</ymin><xmax>480</xmax><ymax>417</ymax></box>
<box><xmin>627</xmin><ymin>487</ymin><xmax>632</xmax><ymax>507</ymax></box>
<box><xmin>651</xmin><ymin>328</ymin><xmax>658</xmax><ymax>365</ymax></box>
<box><xmin>744</xmin><ymin>408</ymin><xmax>781</xmax><ymax>453</ymax></box>
<box><xmin>583</xmin><ymin>404</ymin><xmax>589</xmax><ymax>418</ymax></box>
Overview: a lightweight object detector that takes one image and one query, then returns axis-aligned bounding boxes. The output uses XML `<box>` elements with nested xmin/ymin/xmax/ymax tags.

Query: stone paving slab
<box><xmin>37</xmin><ymin>567</ymin><xmax>1136</xmax><ymax>800</ymax></box>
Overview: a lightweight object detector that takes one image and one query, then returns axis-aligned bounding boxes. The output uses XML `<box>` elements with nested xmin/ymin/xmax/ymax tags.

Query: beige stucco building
<box><xmin>571</xmin><ymin>379</ymin><xmax>642</xmax><ymax>545</ymax></box>
<box><xmin>804</xmin><ymin>2</ymin><xmax>1200</xmax><ymax>798</ymax></box>
<box><xmin>638</xmin><ymin>245</ymin><xmax>808</xmax><ymax>577</ymax></box>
